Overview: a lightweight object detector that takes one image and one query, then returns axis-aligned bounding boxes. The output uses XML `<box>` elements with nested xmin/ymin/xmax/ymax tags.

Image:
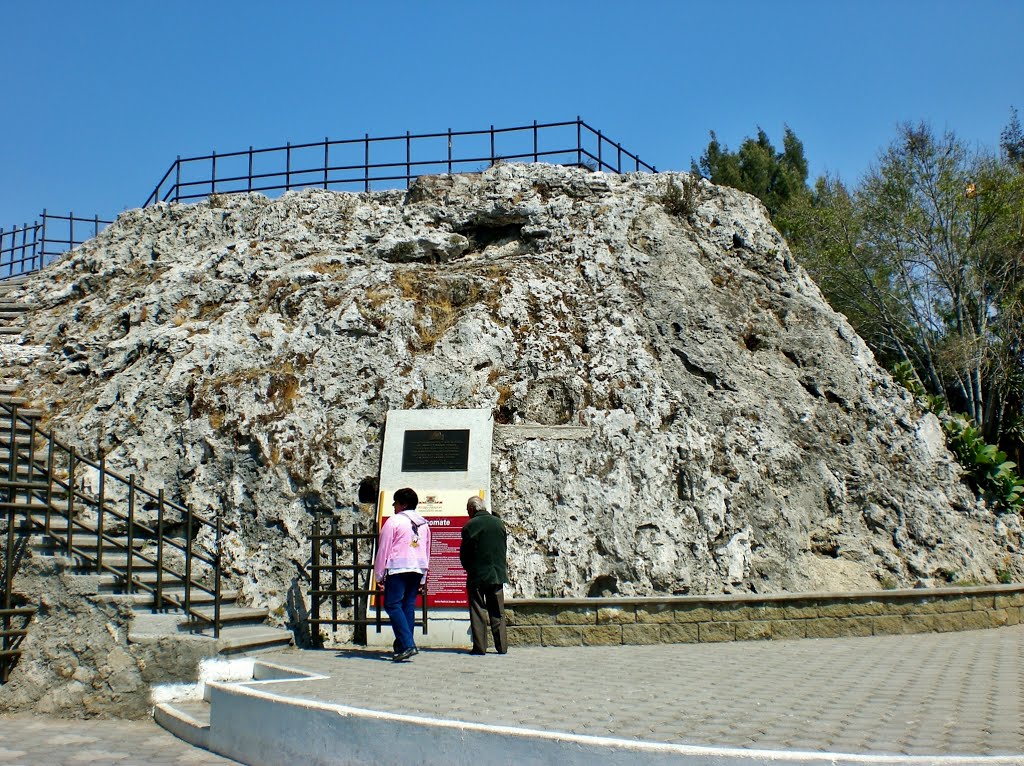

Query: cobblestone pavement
<box><xmin>0</xmin><ymin>714</ymin><xmax>239</xmax><ymax>765</ymax></box>
<box><xmin>2</xmin><ymin>626</ymin><xmax>1023</xmax><ymax>763</ymax></box>
<box><xmin>252</xmin><ymin>625</ymin><xmax>1024</xmax><ymax>759</ymax></box>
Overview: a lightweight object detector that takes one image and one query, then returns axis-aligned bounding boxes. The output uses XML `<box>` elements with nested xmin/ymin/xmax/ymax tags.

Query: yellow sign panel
<box><xmin>377</xmin><ymin>488</ymin><xmax>485</xmax><ymax>522</ymax></box>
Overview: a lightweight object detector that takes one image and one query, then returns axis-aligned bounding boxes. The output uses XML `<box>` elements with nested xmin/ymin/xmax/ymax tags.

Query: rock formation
<box><xmin>5</xmin><ymin>164</ymin><xmax>1022</xmax><ymax>623</ymax></box>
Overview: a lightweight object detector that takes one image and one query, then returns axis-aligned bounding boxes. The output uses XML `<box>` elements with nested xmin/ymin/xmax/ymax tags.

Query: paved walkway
<box><xmin>0</xmin><ymin>713</ymin><xmax>239</xmax><ymax>764</ymax></box>
<box><xmin>251</xmin><ymin>625</ymin><xmax>1024</xmax><ymax>758</ymax></box>
<box><xmin>4</xmin><ymin>625</ymin><xmax>1024</xmax><ymax>763</ymax></box>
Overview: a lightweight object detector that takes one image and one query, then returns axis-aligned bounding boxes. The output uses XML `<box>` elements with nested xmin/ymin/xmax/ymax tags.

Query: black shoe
<box><xmin>469</xmin><ymin>648</ymin><xmax>486</xmax><ymax>655</ymax></box>
<box><xmin>392</xmin><ymin>648</ymin><xmax>416</xmax><ymax>662</ymax></box>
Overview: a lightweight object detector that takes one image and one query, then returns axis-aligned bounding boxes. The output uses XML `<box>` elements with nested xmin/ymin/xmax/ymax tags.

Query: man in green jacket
<box><xmin>459</xmin><ymin>495</ymin><xmax>508</xmax><ymax>655</ymax></box>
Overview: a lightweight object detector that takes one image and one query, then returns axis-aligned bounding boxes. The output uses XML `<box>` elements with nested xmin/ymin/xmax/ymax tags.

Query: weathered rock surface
<box><xmin>0</xmin><ymin>556</ymin><xmax>216</xmax><ymax>718</ymax></box>
<box><xmin>6</xmin><ymin>164</ymin><xmax>1023</xmax><ymax>621</ymax></box>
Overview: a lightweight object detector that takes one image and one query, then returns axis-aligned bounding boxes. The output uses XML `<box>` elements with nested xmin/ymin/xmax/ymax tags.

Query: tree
<box><xmin>789</xmin><ymin>122</ymin><xmax>1024</xmax><ymax>457</ymax></box>
<box><xmin>697</xmin><ymin>127</ymin><xmax>810</xmax><ymax>235</ymax></box>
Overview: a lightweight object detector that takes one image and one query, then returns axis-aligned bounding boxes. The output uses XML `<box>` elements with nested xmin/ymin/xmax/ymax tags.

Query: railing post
<box><xmin>96</xmin><ymin>454</ymin><xmax>105</xmax><ymax>574</ymax></box>
<box><xmin>211</xmin><ymin>151</ymin><xmax>217</xmax><ymax>195</ymax></box>
<box><xmin>405</xmin><ymin>131</ymin><xmax>411</xmax><ymax>187</ymax></box>
<box><xmin>4</xmin><ymin>405</ymin><xmax>17</xmax><ymax>615</ymax></box>
<box><xmin>184</xmin><ymin>496</ymin><xmax>192</xmax><ymax>623</ymax></box>
<box><xmin>69</xmin><ymin>212</ymin><xmax>74</xmax><ymax>256</ymax></box>
<box><xmin>39</xmin><ymin>211</ymin><xmax>47</xmax><ymax>271</ymax></box>
<box><xmin>331</xmin><ymin>515</ymin><xmax>338</xmax><ymax>628</ymax></box>
<box><xmin>155</xmin><ymin>486</ymin><xmax>164</xmax><ymax>608</ymax></box>
<box><xmin>576</xmin><ymin>118</ymin><xmax>582</xmax><ymax>167</ymax></box>
<box><xmin>66</xmin><ymin>446</ymin><xmax>76</xmax><ymax>557</ymax></box>
<box><xmin>323</xmin><ymin>138</ymin><xmax>329</xmax><ymax>190</ymax></box>
<box><xmin>597</xmin><ymin>129</ymin><xmax>603</xmax><ymax>170</ymax></box>
<box><xmin>364</xmin><ymin>134</ymin><xmax>370</xmax><ymax>192</ymax></box>
<box><xmin>44</xmin><ymin>430</ymin><xmax>54</xmax><ymax>534</ymax></box>
<box><xmin>285</xmin><ymin>142</ymin><xmax>291</xmax><ymax>191</ymax></box>
<box><xmin>174</xmin><ymin>157</ymin><xmax>181</xmax><ymax>202</ymax></box>
<box><xmin>214</xmin><ymin>515</ymin><xmax>222</xmax><ymax>639</ymax></box>
<box><xmin>22</xmin><ymin>413</ymin><xmax>36</xmax><ymax>511</ymax></box>
<box><xmin>311</xmin><ymin>515</ymin><xmax>321</xmax><ymax>645</ymax></box>
<box><xmin>248</xmin><ymin>147</ymin><xmax>254</xmax><ymax>193</ymax></box>
<box><xmin>490</xmin><ymin>124</ymin><xmax>495</xmax><ymax>165</ymax></box>
<box><xmin>6</xmin><ymin>404</ymin><xmax>16</xmax><ymax>498</ymax></box>
<box><xmin>447</xmin><ymin>128</ymin><xmax>452</xmax><ymax>174</ymax></box>
<box><xmin>126</xmin><ymin>475</ymin><xmax>135</xmax><ymax>594</ymax></box>
<box><xmin>533</xmin><ymin>119</ymin><xmax>538</xmax><ymax>163</ymax></box>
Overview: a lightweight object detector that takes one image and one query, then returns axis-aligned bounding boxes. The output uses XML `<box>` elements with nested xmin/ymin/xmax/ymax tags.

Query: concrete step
<box><xmin>209</xmin><ymin>624</ymin><xmax>294</xmax><ymax>654</ymax></box>
<box><xmin>153</xmin><ymin>700</ymin><xmax>211</xmax><ymax>750</ymax></box>
<box><xmin>118</xmin><ymin>587</ymin><xmax>240</xmax><ymax>607</ymax></box>
<box><xmin>184</xmin><ymin>604</ymin><xmax>270</xmax><ymax>626</ymax></box>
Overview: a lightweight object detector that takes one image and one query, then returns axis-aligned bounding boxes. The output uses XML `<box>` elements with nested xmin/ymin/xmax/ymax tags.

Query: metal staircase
<box><xmin>0</xmin><ymin>276</ymin><xmax>291</xmax><ymax>684</ymax></box>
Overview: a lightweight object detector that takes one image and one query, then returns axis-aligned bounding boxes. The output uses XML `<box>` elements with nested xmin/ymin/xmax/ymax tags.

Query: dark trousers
<box><xmin>383</xmin><ymin>572</ymin><xmax>421</xmax><ymax>653</ymax></box>
<box><xmin>468</xmin><ymin>583</ymin><xmax>507</xmax><ymax>653</ymax></box>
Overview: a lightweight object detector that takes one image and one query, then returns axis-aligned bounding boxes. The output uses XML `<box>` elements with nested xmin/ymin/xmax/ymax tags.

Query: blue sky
<box><xmin>1</xmin><ymin>1</ymin><xmax>1021</xmax><ymax>229</ymax></box>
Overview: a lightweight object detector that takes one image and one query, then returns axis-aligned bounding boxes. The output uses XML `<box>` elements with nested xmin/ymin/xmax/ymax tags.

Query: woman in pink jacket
<box><xmin>374</xmin><ymin>487</ymin><xmax>431</xmax><ymax>662</ymax></box>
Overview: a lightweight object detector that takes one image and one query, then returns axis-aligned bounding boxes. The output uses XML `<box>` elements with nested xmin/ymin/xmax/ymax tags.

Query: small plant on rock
<box><xmin>659</xmin><ymin>171</ymin><xmax>704</xmax><ymax>221</ymax></box>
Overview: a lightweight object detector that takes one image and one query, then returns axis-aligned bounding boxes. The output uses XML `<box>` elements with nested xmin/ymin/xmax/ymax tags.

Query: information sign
<box><xmin>376</xmin><ymin>488</ymin><xmax>482</xmax><ymax>608</ymax></box>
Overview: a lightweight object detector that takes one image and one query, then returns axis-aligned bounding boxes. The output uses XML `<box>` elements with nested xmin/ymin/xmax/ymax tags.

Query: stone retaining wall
<box><xmin>506</xmin><ymin>584</ymin><xmax>1024</xmax><ymax>646</ymax></box>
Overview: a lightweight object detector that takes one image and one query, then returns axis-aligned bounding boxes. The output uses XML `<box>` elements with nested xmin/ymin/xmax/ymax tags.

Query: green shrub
<box><xmin>890</xmin><ymin>362</ymin><xmax>1022</xmax><ymax>514</ymax></box>
<box><xmin>944</xmin><ymin>415</ymin><xmax>1024</xmax><ymax>514</ymax></box>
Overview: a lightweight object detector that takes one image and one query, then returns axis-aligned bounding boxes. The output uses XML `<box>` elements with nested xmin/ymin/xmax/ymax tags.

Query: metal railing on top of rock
<box><xmin>144</xmin><ymin>117</ymin><xmax>658</xmax><ymax>206</ymax></box>
<box><xmin>0</xmin><ymin>401</ymin><xmax>225</xmax><ymax>641</ymax></box>
<box><xmin>0</xmin><ymin>212</ymin><xmax>112</xmax><ymax>280</ymax></box>
<box><xmin>3</xmin><ymin>119</ymin><xmax>656</xmax><ymax>281</ymax></box>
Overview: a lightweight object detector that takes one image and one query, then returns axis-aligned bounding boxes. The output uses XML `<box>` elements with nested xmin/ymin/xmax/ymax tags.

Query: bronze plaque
<box><xmin>401</xmin><ymin>429</ymin><xmax>470</xmax><ymax>472</ymax></box>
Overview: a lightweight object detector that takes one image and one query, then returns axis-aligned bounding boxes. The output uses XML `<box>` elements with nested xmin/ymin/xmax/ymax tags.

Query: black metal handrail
<box><xmin>0</xmin><ymin>605</ymin><xmax>34</xmax><ymax>683</ymax></box>
<box><xmin>145</xmin><ymin>118</ymin><xmax>657</xmax><ymax>206</ymax></box>
<box><xmin>0</xmin><ymin>402</ymin><xmax>224</xmax><ymax>639</ymax></box>
<box><xmin>0</xmin><ymin>211</ymin><xmax>112</xmax><ymax>280</ymax></box>
<box><xmin>308</xmin><ymin>513</ymin><xmax>428</xmax><ymax>646</ymax></box>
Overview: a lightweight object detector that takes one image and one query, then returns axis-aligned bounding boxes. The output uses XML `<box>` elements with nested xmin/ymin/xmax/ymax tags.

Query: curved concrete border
<box><xmin>201</xmin><ymin>678</ymin><xmax>1024</xmax><ymax>766</ymax></box>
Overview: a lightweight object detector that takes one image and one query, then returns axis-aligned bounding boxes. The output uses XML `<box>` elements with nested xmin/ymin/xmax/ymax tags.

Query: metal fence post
<box><xmin>490</xmin><ymin>124</ymin><xmax>495</xmax><ymax>165</ymax></box>
<box><xmin>174</xmin><ymin>157</ymin><xmax>181</xmax><ymax>202</ymax></box>
<box><xmin>154</xmin><ymin>485</ymin><xmax>163</xmax><ymax>608</ymax></box>
<box><xmin>405</xmin><ymin>131</ymin><xmax>411</xmax><ymax>185</ymax></box>
<box><xmin>184</xmin><ymin>495</ymin><xmax>192</xmax><ymax>623</ymax></box>
<box><xmin>211</xmin><ymin>151</ymin><xmax>217</xmax><ymax>195</ymax></box>
<box><xmin>96</xmin><ymin>455</ymin><xmax>105</xmax><ymax>574</ymax></box>
<box><xmin>214</xmin><ymin>515</ymin><xmax>222</xmax><ymax>639</ymax></box>
<box><xmin>364</xmin><ymin>134</ymin><xmax>370</xmax><ymax>192</ymax></box>
<box><xmin>576</xmin><ymin>118</ymin><xmax>582</xmax><ymax>167</ymax></box>
<box><xmin>127</xmin><ymin>475</ymin><xmax>135</xmax><ymax>594</ymax></box>
<box><xmin>311</xmin><ymin>515</ymin><xmax>321</xmax><ymax>644</ymax></box>
<box><xmin>66</xmin><ymin>446</ymin><xmax>76</xmax><ymax>557</ymax></box>
<box><xmin>38</xmin><ymin>211</ymin><xmax>47</xmax><ymax>271</ymax></box>
<box><xmin>248</xmin><ymin>147</ymin><xmax>254</xmax><ymax>193</ymax></box>
<box><xmin>323</xmin><ymin>138</ymin><xmax>329</xmax><ymax>190</ymax></box>
<box><xmin>285</xmin><ymin>142</ymin><xmax>291</xmax><ymax>191</ymax></box>
<box><xmin>533</xmin><ymin>120</ymin><xmax>538</xmax><ymax>163</ymax></box>
<box><xmin>447</xmin><ymin>128</ymin><xmax>452</xmax><ymax>174</ymax></box>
